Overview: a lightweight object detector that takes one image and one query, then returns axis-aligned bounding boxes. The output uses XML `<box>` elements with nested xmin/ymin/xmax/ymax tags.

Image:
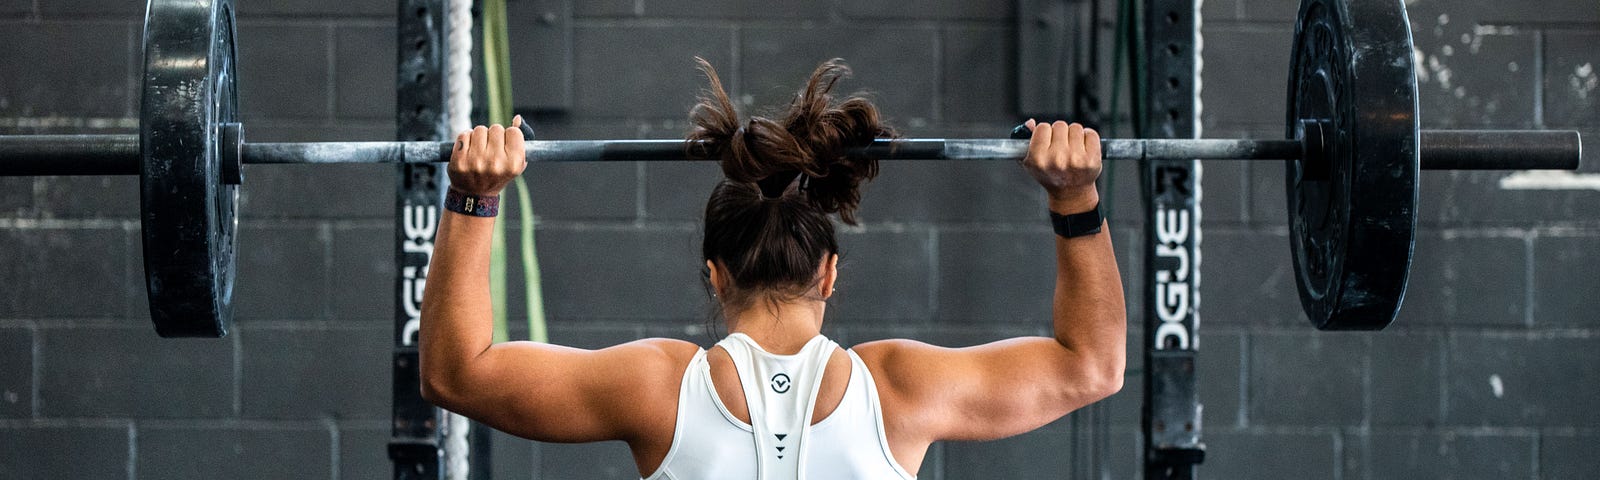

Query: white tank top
<box><xmin>642</xmin><ymin>334</ymin><xmax>916</xmax><ymax>480</ymax></box>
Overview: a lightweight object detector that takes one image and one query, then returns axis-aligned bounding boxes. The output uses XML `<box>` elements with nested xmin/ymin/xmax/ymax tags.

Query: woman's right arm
<box><xmin>855</xmin><ymin>120</ymin><xmax>1126</xmax><ymax>443</ymax></box>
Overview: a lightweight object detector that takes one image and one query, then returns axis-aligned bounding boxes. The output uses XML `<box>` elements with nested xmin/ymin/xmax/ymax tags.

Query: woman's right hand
<box><xmin>1020</xmin><ymin>119</ymin><xmax>1102</xmax><ymax>214</ymax></box>
<box><xmin>448</xmin><ymin>115</ymin><xmax>529</xmax><ymax>196</ymax></box>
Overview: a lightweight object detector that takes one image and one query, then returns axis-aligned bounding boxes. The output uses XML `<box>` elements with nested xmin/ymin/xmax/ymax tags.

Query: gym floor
<box><xmin>1</xmin><ymin>0</ymin><xmax>1597</xmax><ymax>479</ymax></box>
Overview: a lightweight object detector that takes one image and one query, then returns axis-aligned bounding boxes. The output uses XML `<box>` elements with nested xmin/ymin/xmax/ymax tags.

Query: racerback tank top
<box><xmin>642</xmin><ymin>333</ymin><xmax>915</xmax><ymax>480</ymax></box>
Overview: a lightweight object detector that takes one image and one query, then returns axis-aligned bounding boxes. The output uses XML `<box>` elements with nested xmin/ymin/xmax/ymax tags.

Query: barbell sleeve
<box><xmin>0</xmin><ymin>130</ymin><xmax>1581</xmax><ymax>176</ymax></box>
<box><xmin>0</xmin><ymin>134</ymin><xmax>140</xmax><ymax>176</ymax></box>
<box><xmin>1419</xmin><ymin>130</ymin><xmax>1582</xmax><ymax>171</ymax></box>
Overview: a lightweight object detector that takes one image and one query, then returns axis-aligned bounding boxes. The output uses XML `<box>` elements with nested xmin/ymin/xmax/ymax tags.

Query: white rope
<box><xmin>444</xmin><ymin>0</ymin><xmax>474</xmax><ymax>478</ymax></box>
<box><xmin>1191</xmin><ymin>0</ymin><xmax>1204</xmax><ymax>349</ymax></box>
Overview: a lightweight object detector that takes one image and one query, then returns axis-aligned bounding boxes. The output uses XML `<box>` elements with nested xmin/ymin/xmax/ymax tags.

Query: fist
<box><xmin>1021</xmin><ymin>119</ymin><xmax>1102</xmax><ymax>213</ymax></box>
<box><xmin>448</xmin><ymin>115</ymin><xmax>528</xmax><ymax>196</ymax></box>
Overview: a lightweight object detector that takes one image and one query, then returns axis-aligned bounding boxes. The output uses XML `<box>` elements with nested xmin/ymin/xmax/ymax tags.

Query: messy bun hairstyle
<box><xmin>690</xmin><ymin>57</ymin><xmax>896</xmax><ymax>311</ymax></box>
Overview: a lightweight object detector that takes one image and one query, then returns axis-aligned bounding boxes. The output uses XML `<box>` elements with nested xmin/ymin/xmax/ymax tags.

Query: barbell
<box><xmin>0</xmin><ymin>0</ymin><xmax>1583</xmax><ymax>337</ymax></box>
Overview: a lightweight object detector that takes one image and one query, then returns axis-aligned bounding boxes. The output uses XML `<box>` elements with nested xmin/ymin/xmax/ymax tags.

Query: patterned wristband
<box><xmin>444</xmin><ymin>188</ymin><xmax>500</xmax><ymax>217</ymax></box>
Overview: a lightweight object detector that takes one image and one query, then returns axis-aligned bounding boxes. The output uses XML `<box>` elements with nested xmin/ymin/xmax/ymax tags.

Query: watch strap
<box><xmin>444</xmin><ymin>188</ymin><xmax>500</xmax><ymax>217</ymax></box>
<box><xmin>1049</xmin><ymin>202</ymin><xmax>1103</xmax><ymax>239</ymax></box>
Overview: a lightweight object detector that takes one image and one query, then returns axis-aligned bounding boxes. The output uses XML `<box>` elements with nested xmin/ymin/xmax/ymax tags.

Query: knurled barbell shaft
<box><xmin>0</xmin><ymin>130</ymin><xmax>1579</xmax><ymax>176</ymax></box>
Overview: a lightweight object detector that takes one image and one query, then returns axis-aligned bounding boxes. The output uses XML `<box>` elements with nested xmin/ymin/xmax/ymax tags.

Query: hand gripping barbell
<box><xmin>0</xmin><ymin>0</ymin><xmax>1583</xmax><ymax>337</ymax></box>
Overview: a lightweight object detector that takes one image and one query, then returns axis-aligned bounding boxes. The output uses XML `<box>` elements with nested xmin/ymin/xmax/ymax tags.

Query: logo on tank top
<box><xmin>770</xmin><ymin>373</ymin><xmax>791</xmax><ymax>394</ymax></box>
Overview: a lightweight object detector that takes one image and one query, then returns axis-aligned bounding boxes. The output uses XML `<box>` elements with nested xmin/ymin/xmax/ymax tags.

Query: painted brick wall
<box><xmin>0</xmin><ymin>0</ymin><xmax>1595</xmax><ymax>479</ymax></box>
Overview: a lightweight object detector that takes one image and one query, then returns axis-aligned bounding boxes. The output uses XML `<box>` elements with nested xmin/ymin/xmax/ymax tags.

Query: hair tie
<box><xmin>756</xmin><ymin>171</ymin><xmax>807</xmax><ymax>199</ymax></box>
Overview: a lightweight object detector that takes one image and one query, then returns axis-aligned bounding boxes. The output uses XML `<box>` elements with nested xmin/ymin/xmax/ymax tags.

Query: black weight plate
<box><xmin>1285</xmin><ymin>0</ymin><xmax>1419</xmax><ymax>330</ymax></box>
<box><xmin>140</xmin><ymin>0</ymin><xmax>239</xmax><ymax>337</ymax></box>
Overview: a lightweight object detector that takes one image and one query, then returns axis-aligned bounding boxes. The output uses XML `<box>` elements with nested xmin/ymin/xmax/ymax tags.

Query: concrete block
<box><xmin>1541</xmin><ymin>432</ymin><xmax>1600</xmax><ymax>480</ymax></box>
<box><xmin>237</xmin><ymin>24</ymin><xmax>331</xmax><ymax>121</ymax></box>
<box><xmin>1197</xmin><ymin>332</ymin><xmax>1243</xmax><ymax>429</ymax></box>
<box><xmin>234</xmin><ymin>224</ymin><xmax>329</xmax><ymax>321</ymax></box>
<box><xmin>1412</xmin><ymin>19</ymin><xmax>1537</xmax><ymax>128</ymax></box>
<box><xmin>520</xmin><ymin>162</ymin><xmax>638</xmax><ymax>220</ymax></box>
<box><xmin>236</xmin><ymin>0</ymin><xmax>392</xmax><ymax>18</ymax></box>
<box><xmin>35</xmin><ymin>176</ymin><xmax>139</xmax><ymax>218</ymax></box>
<box><xmin>331</xmin><ymin>224</ymin><xmax>395</xmax><ymax>322</ymax></box>
<box><xmin>1370</xmin><ymin>333</ymin><xmax>1443</xmax><ymax>425</ymax></box>
<box><xmin>1199</xmin><ymin>229</ymin><xmax>1304</xmax><ymax>326</ymax></box>
<box><xmin>841</xmin><ymin>0</ymin><xmax>1012</xmax><ymax>20</ymax></box>
<box><xmin>335</xmin><ymin>26</ymin><xmax>398</xmax><ymax>120</ymax></box>
<box><xmin>1543</xmin><ymin>31</ymin><xmax>1599</xmax><ymax>128</ymax></box>
<box><xmin>1396</xmin><ymin>232</ymin><xmax>1526</xmax><ymax>327</ymax></box>
<box><xmin>1200</xmin><ymin>430</ymin><xmax>1339</xmax><ymax>480</ymax></box>
<box><xmin>935</xmin><ymin>229</ymin><xmax>1054</xmax><ymax>325</ymax></box>
<box><xmin>856</xmin><ymin>162</ymin><xmax>1046</xmax><ymax>223</ymax></box>
<box><xmin>0</xmin><ymin>22</ymin><xmax>133</xmax><ymax>118</ymax></box>
<box><xmin>741</xmin><ymin>26</ymin><xmax>940</xmax><ymax>123</ymax></box>
<box><xmin>336</xmin><ymin>421</ymin><xmax>390</xmax><ymax>480</ymax></box>
<box><xmin>576</xmin><ymin>0</ymin><xmax>832</xmax><ymax>19</ymax></box>
<box><xmin>0</xmin><ymin>228</ymin><xmax>128</xmax><ymax>318</ymax></box>
<box><xmin>0</xmin><ymin>424</ymin><xmax>128</xmax><ymax>479</ymax></box>
<box><xmin>238</xmin><ymin>164</ymin><xmax>394</xmax><ymax>219</ymax></box>
<box><xmin>538</xmin><ymin>440</ymin><xmax>636</xmax><ymax>479</ymax></box>
<box><xmin>1445</xmin><ymin>334</ymin><xmax>1600</xmax><ymax>426</ymax></box>
<box><xmin>240</xmin><ymin>325</ymin><xmax>389</xmax><ymax>420</ymax></box>
<box><xmin>137</xmin><ymin>424</ymin><xmax>331</xmax><ymax>480</ymax></box>
<box><xmin>1366</xmin><ymin>431</ymin><xmax>1534</xmax><ymax>480</ymax></box>
<box><xmin>0</xmin><ymin>327</ymin><xmax>30</xmax><ymax>417</ymax></box>
<box><xmin>1532</xmin><ymin>235</ymin><xmax>1600</xmax><ymax>327</ymax></box>
<box><xmin>1199</xmin><ymin>27</ymin><xmax>1292</xmax><ymax>127</ymax></box>
<box><xmin>943</xmin><ymin>25</ymin><xmax>1016</xmax><ymax>124</ymax></box>
<box><xmin>40</xmin><ymin>326</ymin><xmax>234</xmax><ymax>418</ymax></box>
<box><xmin>831</xmin><ymin>230</ymin><xmax>935</xmax><ymax>321</ymax></box>
<box><xmin>943</xmin><ymin>429</ymin><xmax>1073</xmax><ymax>480</ymax></box>
<box><xmin>642</xmin><ymin>162</ymin><xmax>720</xmax><ymax>221</ymax></box>
<box><xmin>535</xmin><ymin>227</ymin><xmax>706</xmax><ymax>319</ymax></box>
<box><xmin>1248</xmin><ymin>332</ymin><xmax>1366</xmax><ymax>425</ymax></box>
<box><xmin>572</xmin><ymin>26</ymin><xmax>733</xmax><ymax>118</ymax></box>
<box><xmin>38</xmin><ymin>0</ymin><xmax>141</xmax><ymax>17</ymax></box>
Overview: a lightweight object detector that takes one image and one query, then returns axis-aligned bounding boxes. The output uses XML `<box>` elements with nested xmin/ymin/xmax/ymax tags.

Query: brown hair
<box><xmin>689</xmin><ymin>57</ymin><xmax>896</xmax><ymax>312</ymax></box>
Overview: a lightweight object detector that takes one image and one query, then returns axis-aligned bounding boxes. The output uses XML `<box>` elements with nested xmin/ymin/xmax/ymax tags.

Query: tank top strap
<box><xmin>715</xmin><ymin>333</ymin><xmax>838</xmax><ymax>480</ymax></box>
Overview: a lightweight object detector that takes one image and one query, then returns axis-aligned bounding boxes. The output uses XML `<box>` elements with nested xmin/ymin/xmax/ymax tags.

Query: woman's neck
<box><xmin>723</xmin><ymin>299</ymin><xmax>826</xmax><ymax>355</ymax></box>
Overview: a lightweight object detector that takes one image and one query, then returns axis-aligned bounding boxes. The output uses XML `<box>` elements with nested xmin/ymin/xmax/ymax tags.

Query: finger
<box><xmin>454</xmin><ymin>131</ymin><xmax>470</xmax><ymax>151</ymax></box>
<box><xmin>1050</xmin><ymin>121</ymin><xmax>1071</xmax><ymax>156</ymax></box>
<box><xmin>487</xmin><ymin>124</ymin><xmax>506</xmax><ymax>160</ymax></box>
<box><xmin>504</xmin><ymin>121</ymin><xmax>526</xmax><ymax>164</ymax></box>
<box><xmin>512</xmin><ymin>114</ymin><xmax>522</xmax><ymax>128</ymax></box>
<box><xmin>471</xmin><ymin>126</ymin><xmax>489</xmax><ymax>159</ymax></box>
<box><xmin>1028</xmin><ymin>121</ymin><xmax>1052</xmax><ymax>161</ymax></box>
<box><xmin>1067</xmin><ymin>123</ymin><xmax>1085</xmax><ymax>159</ymax></box>
<box><xmin>1024</xmin><ymin>118</ymin><xmax>1037</xmax><ymax>130</ymax></box>
<box><xmin>1084</xmin><ymin>127</ymin><xmax>1102</xmax><ymax>164</ymax></box>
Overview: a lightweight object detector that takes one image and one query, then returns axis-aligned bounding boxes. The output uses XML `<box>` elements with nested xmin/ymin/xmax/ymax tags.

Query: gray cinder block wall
<box><xmin>1</xmin><ymin>0</ymin><xmax>1596</xmax><ymax>479</ymax></box>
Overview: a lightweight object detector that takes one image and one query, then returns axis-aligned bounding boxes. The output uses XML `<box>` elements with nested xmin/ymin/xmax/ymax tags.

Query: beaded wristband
<box><xmin>444</xmin><ymin>188</ymin><xmax>500</xmax><ymax>217</ymax></box>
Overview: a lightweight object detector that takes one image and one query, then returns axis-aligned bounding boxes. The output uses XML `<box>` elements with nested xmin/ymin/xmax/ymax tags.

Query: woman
<box><xmin>419</xmin><ymin>58</ymin><xmax>1125</xmax><ymax>479</ymax></box>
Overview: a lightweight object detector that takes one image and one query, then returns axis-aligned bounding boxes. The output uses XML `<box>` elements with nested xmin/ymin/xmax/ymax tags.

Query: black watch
<box><xmin>1049</xmin><ymin>202</ymin><xmax>1103</xmax><ymax>239</ymax></box>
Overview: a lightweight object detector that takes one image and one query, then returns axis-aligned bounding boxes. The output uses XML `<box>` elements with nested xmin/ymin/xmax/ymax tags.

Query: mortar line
<box><xmin>1237</xmin><ymin>333</ymin><xmax>1249</xmax><ymax>427</ymax></box>
<box><xmin>327</xmin><ymin>24</ymin><xmax>339</xmax><ymax>122</ymax></box>
<box><xmin>1524</xmin><ymin>232</ymin><xmax>1536</xmax><ymax>328</ymax></box>
<box><xmin>126</xmin><ymin>421</ymin><xmax>137</xmax><ymax>480</ymax></box>
<box><xmin>233</xmin><ymin>326</ymin><xmax>243</xmax><ymax>417</ymax></box>
<box><xmin>328</xmin><ymin>419</ymin><xmax>341</xmax><ymax>480</ymax></box>
<box><xmin>30</xmin><ymin>322</ymin><xmax>39</xmax><ymax>419</ymax></box>
<box><xmin>1532</xmin><ymin>29</ymin><xmax>1545</xmax><ymax>129</ymax></box>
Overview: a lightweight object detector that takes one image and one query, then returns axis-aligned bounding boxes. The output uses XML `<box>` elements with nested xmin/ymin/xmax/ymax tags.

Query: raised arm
<box><xmin>417</xmin><ymin>118</ymin><xmax>694</xmax><ymax>444</ymax></box>
<box><xmin>857</xmin><ymin>120</ymin><xmax>1126</xmax><ymax>446</ymax></box>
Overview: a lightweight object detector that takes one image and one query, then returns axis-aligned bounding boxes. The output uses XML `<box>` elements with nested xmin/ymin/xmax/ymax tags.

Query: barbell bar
<box><xmin>0</xmin><ymin>0</ymin><xmax>1585</xmax><ymax>337</ymax></box>
<box><xmin>0</xmin><ymin>128</ymin><xmax>1581</xmax><ymax>177</ymax></box>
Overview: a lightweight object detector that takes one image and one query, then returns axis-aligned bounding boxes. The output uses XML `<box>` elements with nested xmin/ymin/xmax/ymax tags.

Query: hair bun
<box><xmin>687</xmin><ymin>57</ymin><xmax>896</xmax><ymax>225</ymax></box>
